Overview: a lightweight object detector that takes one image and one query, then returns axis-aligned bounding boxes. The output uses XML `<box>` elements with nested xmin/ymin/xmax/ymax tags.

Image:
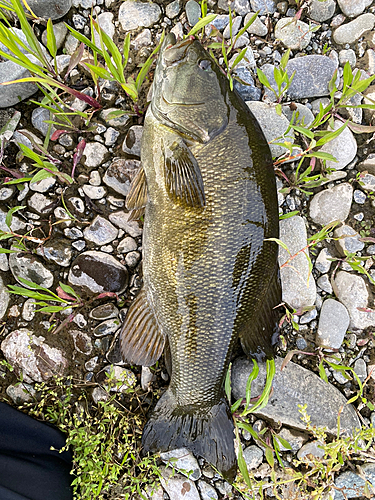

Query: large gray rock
<box><xmin>1</xmin><ymin>329</ymin><xmax>68</xmax><ymax>383</ymax></box>
<box><xmin>118</xmin><ymin>0</ymin><xmax>161</xmax><ymax>31</ymax></box>
<box><xmin>333</xmin><ymin>14</ymin><xmax>375</xmax><ymax>45</ymax></box>
<box><xmin>246</xmin><ymin>101</ymin><xmax>295</xmax><ymax>159</ymax></box>
<box><xmin>309</xmin><ymin>183</ymin><xmax>353</xmax><ymax>226</ymax></box>
<box><xmin>337</xmin><ymin>0</ymin><xmax>373</xmax><ymax>18</ymax></box>
<box><xmin>278</xmin><ymin>216</ymin><xmax>316</xmax><ymax>310</ymax></box>
<box><xmin>26</xmin><ymin>0</ymin><xmax>72</xmax><ymax>19</ymax></box>
<box><xmin>0</xmin><ymin>58</ymin><xmax>39</xmax><ymax>108</ymax></box>
<box><xmin>334</xmin><ymin>225</ymin><xmax>365</xmax><ymax>256</ymax></box>
<box><xmin>285</xmin><ymin>56</ymin><xmax>338</xmax><ymax>99</ymax></box>
<box><xmin>160</xmin><ymin>467</ymin><xmax>200</xmax><ymax>500</ymax></box>
<box><xmin>275</xmin><ymin>18</ymin><xmax>311</xmax><ymax>50</ymax></box>
<box><xmin>160</xmin><ymin>448</ymin><xmax>201</xmax><ymax>481</ymax></box>
<box><xmin>309</xmin><ymin>0</ymin><xmax>336</xmax><ymax>22</ymax></box>
<box><xmin>68</xmin><ymin>251</ymin><xmax>129</xmax><ymax>295</ymax></box>
<box><xmin>9</xmin><ymin>252</ymin><xmax>54</xmax><ymax>289</ymax></box>
<box><xmin>103</xmin><ymin>158</ymin><xmax>141</xmax><ymax>196</ymax></box>
<box><xmin>316</xmin><ymin>299</ymin><xmax>350</xmax><ymax>350</ymax></box>
<box><xmin>0</xmin><ymin>276</ymin><xmax>10</xmax><ymax>320</ymax></box>
<box><xmin>83</xmin><ymin>215</ymin><xmax>118</xmax><ymax>246</ymax></box>
<box><xmin>231</xmin><ymin>357</ymin><xmax>361</xmax><ymax>435</ymax></box>
<box><xmin>334</xmin><ymin>463</ymin><xmax>375</xmax><ymax>500</ymax></box>
<box><xmin>333</xmin><ymin>271</ymin><xmax>375</xmax><ymax>330</ymax></box>
<box><xmin>319</xmin><ymin>120</ymin><xmax>357</xmax><ymax>171</ymax></box>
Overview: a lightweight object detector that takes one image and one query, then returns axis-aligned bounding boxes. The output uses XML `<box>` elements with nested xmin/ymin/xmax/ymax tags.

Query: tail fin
<box><xmin>142</xmin><ymin>389</ymin><xmax>237</xmax><ymax>481</ymax></box>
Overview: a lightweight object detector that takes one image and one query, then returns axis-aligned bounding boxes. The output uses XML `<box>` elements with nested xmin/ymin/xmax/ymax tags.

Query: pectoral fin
<box><xmin>126</xmin><ymin>166</ymin><xmax>147</xmax><ymax>220</ymax></box>
<box><xmin>120</xmin><ymin>289</ymin><xmax>165</xmax><ymax>366</ymax></box>
<box><xmin>163</xmin><ymin>139</ymin><xmax>206</xmax><ymax>209</ymax></box>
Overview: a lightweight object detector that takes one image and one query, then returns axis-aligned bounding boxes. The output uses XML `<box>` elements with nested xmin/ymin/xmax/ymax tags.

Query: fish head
<box><xmin>151</xmin><ymin>34</ymin><xmax>229</xmax><ymax>143</ymax></box>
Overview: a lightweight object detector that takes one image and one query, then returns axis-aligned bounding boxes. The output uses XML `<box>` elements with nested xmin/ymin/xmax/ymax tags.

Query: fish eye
<box><xmin>199</xmin><ymin>59</ymin><xmax>211</xmax><ymax>71</ymax></box>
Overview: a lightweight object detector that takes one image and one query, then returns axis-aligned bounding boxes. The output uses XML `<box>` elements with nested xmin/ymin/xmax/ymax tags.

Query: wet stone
<box><xmin>122</xmin><ymin>125</ymin><xmax>143</xmax><ymax>157</ymax></box>
<box><xmin>160</xmin><ymin>448</ymin><xmax>201</xmax><ymax>480</ymax></box>
<box><xmin>333</xmin><ymin>14</ymin><xmax>375</xmax><ymax>45</ymax></box>
<box><xmin>82</xmin><ymin>142</ymin><xmax>108</xmax><ymax>168</ymax></box>
<box><xmin>109</xmin><ymin>211</ymin><xmax>142</xmax><ymax>238</ymax></box>
<box><xmin>93</xmin><ymin>318</ymin><xmax>121</xmax><ymax>337</ymax></box>
<box><xmin>243</xmin><ymin>445</ymin><xmax>263</xmax><ymax>469</ymax></box>
<box><xmin>0</xmin><ymin>187</ymin><xmax>14</xmax><ymax>202</ymax></box>
<box><xmin>315</xmin><ymin>248</ymin><xmax>334</xmax><ymax>274</ymax></box>
<box><xmin>31</xmin><ymin>107</ymin><xmax>56</xmax><ymax>138</ymax></box>
<box><xmin>232</xmin><ymin>357</ymin><xmax>361</xmax><ymax>435</ymax></box>
<box><xmin>68</xmin><ymin>251</ymin><xmax>128</xmax><ymax>294</ymax></box>
<box><xmin>118</xmin><ymin>0</ymin><xmax>161</xmax><ymax>31</ymax></box>
<box><xmin>83</xmin><ymin>215</ymin><xmax>118</xmax><ymax>246</ymax></box>
<box><xmin>9</xmin><ymin>252</ymin><xmax>54</xmax><ymax>289</ymax></box>
<box><xmin>334</xmin><ymin>271</ymin><xmax>375</xmax><ymax>330</ymax></box>
<box><xmin>316</xmin><ymin>299</ymin><xmax>350</xmax><ymax>350</ymax></box>
<box><xmin>117</xmin><ymin>236</ymin><xmax>138</xmax><ymax>254</ymax></box>
<box><xmin>89</xmin><ymin>303</ymin><xmax>119</xmax><ymax>320</ymax></box>
<box><xmin>64</xmin><ymin>227</ymin><xmax>83</xmax><ymax>240</ymax></box>
<box><xmin>1</xmin><ymin>329</ymin><xmax>68</xmax><ymax>383</ymax></box>
<box><xmin>104</xmin><ymin>127</ymin><xmax>119</xmax><ymax>146</ymax></box>
<box><xmin>334</xmin><ymin>225</ymin><xmax>365</xmax><ymax>255</ymax></box>
<box><xmin>309</xmin><ymin>183</ymin><xmax>353</xmax><ymax>226</ymax></box>
<box><xmin>70</xmin><ymin>330</ymin><xmax>93</xmax><ymax>355</ymax></box>
<box><xmin>197</xmin><ymin>480</ymin><xmax>218</xmax><ymax>500</ymax></box>
<box><xmin>353</xmin><ymin>189</ymin><xmax>366</xmax><ymax>204</ymax></box>
<box><xmin>275</xmin><ymin>18</ymin><xmax>311</xmax><ymax>50</ymax></box>
<box><xmin>0</xmin><ymin>276</ymin><xmax>10</xmax><ymax>321</ymax></box>
<box><xmin>6</xmin><ymin>383</ymin><xmax>36</xmax><ymax>405</ymax></box>
<box><xmin>186</xmin><ymin>0</ymin><xmax>200</xmax><ymax>26</ymax></box>
<box><xmin>278</xmin><ymin>216</ymin><xmax>316</xmax><ymax>310</ymax></box>
<box><xmin>81</xmin><ymin>185</ymin><xmax>107</xmax><ymax>200</ymax></box>
<box><xmin>37</xmin><ymin>238</ymin><xmax>73</xmax><ymax>267</ymax></box>
<box><xmin>299</xmin><ymin>307</ymin><xmax>318</xmax><ymax>324</ymax></box>
<box><xmin>100</xmin><ymin>108</ymin><xmax>130</xmax><ymax>128</ymax></box>
<box><xmin>125</xmin><ymin>251</ymin><xmax>141</xmax><ymax>268</ymax></box>
<box><xmin>103</xmin><ymin>158</ymin><xmax>141</xmax><ymax>196</ymax></box>
<box><xmin>85</xmin><ymin>356</ymin><xmax>99</xmax><ymax>372</ymax></box>
<box><xmin>0</xmin><ymin>208</ymin><xmax>25</xmax><ymax>233</ymax></box>
<box><xmin>233</xmin><ymin>67</ymin><xmax>261</xmax><ymax>101</ymax></box>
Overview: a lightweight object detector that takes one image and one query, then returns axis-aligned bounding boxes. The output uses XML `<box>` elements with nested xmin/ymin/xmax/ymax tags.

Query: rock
<box><xmin>233</xmin><ymin>67</ymin><xmax>262</xmax><ymax>101</ymax></box>
<box><xmin>358</xmin><ymin>153</ymin><xmax>375</xmax><ymax>176</ymax></box>
<box><xmin>68</xmin><ymin>251</ymin><xmax>128</xmax><ymax>295</ymax></box>
<box><xmin>319</xmin><ymin>120</ymin><xmax>357</xmax><ymax>170</ymax></box>
<box><xmin>333</xmin><ymin>271</ymin><xmax>375</xmax><ymax>330</ymax></box>
<box><xmin>22</xmin><ymin>299</ymin><xmax>36</xmax><ymax>321</ymax></box>
<box><xmin>6</xmin><ymin>383</ymin><xmax>36</xmax><ymax>404</ymax></box>
<box><xmin>231</xmin><ymin>357</ymin><xmax>361</xmax><ymax>435</ymax></box>
<box><xmin>0</xmin><ymin>56</ymin><xmax>39</xmax><ymax>107</ymax></box>
<box><xmin>81</xmin><ymin>185</ymin><xmax>107</xmax><ymax>200</ymax></box>
<box><xmin>160</xmin><ymin>448</ymin><xmax>201</xmax><ymax>480</ymax></box>
<box><xmin>185</xmin><ymin>0</ymin><xmax>201</xmax><ymax>26</ymax></box>
<box><xmin>276</xmin><ymin>428</ymin><xmax>307</xmax><ymax>452</ymax></box>
<box><xmin>31</xmin><ymin>107</ymin><xmax>57</xmax><ymax>138</ymax></box>
<box><xmin>1</xmin><ymin>329</ymin><xmax>68</xmax><ymax>383</ymax></box>
<box><xmin>275</xmin><ymin>18</ymin><xmax>311</xmax><ymax>50</ymax></box>
<box><xmin>353</xmin><ymin>189</ymin><xmax>366</xmax><ymax>204</ymax></box>
<box><xmin>118</xmin><ymin>0</ymin><xmax>161</xmax><ymax>31</ymax></box>
<box><xmin>89</xmin><ymin>303</ymin><xmax>119</xmax><ymax>320</ymax></box>
<box><xmin>83</xmin><ymin>215</ymin><xmax>118</xmax><ymax>246</ymax></box>
<box><xmin>117</xmin><ymin>236</ymin><xmax>138</xmax><ymax>254</ymax></box>
<box><xmin>42</xmin><ymin>22</ymin><xmax>68</xmax><ymax>49</ymax></box>
<box><xmin>122</xmin><ymin>125</ymin><xmax>143</xmax><ymax>157</ymax></box>
<box><xmin>334</xmin><ymin>463</ymin><xmax>375</xmax><ymax>500</ymax></box>
<box><xmin>30</xmin><ymin>176</ymin><xmax>56</xmax><ymax>194</ymax></box>
<box><xmin>353</xmin><ymin>358</ymin><xmax>367</xmax><ymax>382</ymax></box>
<box><xmin>315</xmin><ymin>248</ymin><xmax>334</xmax><ymax>274</ymax></box>
<box><xmin>282</xmin><ymin>103</ymin><xmax>314</xmax><ymax>127</ymax></box>
<box><xmin>160</xmin><ymin>467</ymin><xmax>200</xmax><ymax>500</ymax></box>
<box><xmin>131</xmin><ymin>29</ymin><xmax>152</xmax><ymax>50</ymax></box>
<box><xmin>358</xmin><ymin>172</ymin><xmax>375</xmax><ymax>192</ymax></box>
<box><xmin>37</xmin><ymin>239</ymin><xmax>73</xmax><ymax>267</ymax></box>
<box><xmin>0</xmin><ymin>276</ymin><xmax>10</xmax><ymax>320</ymax></box>
<box><xmin>309</xmin><ymin>0</ymin><xmax>336</xmax><ymax>22</ymax></box>
<box><xmin>337</xmin><ymin>0</ymin><xmax>372</xmax><ymax>18</ymax></box>
<box><xmin>316</xmin><ymin>299</ymin><xmax>350</xmax><ymax>350</ymax></box>
<box><xmin>244</xmin><ymin>12</ymin><xmax>268</xmax><ymax>36</ymax></box>
<box><xmin>316</xmin><ymin>274</ymin><xmax>333</xmax><ymax>294</ymax></box>
<box><xmin>103</xmin><ymin>365</ymin><xmax>137</xmax><ymax>392</ymax></box>
<box><xmin>333</xmin><ymin>14</ymin><xmax>375</xmax><ymax>45</ymax></box>
<box><xmin>278</xmin><ymin>216</ymin><xmax>316</xmax><ymax>310</ymax></box>
<box><xmin>9</xmin><ymin>252</ymin><xmax>54</xmax><ymax>289</ymax></box>
<box><xmin>0</xmin><ymin>186</ymin><xmax>14</xmax><ymax>202</ymax></box>
<box><xmin>26</xmin><ymin>0</ymin><xmax>72</xmax><ymax>19</ymax></box>
<box><xmin>100</xmin><ymin>108</ymin><xmax>130</xmax><ymax>128</ymax></box>
<box><xmin>339</xmin><ymin>49</ymin><xmax>356</xmax><ymax>68</ymax></box>
<box><xmin>70</xmin><ymin>330</ymin><xmax>93</xmax><ymax>355</ymax></box>
<box><xmin>233</xmin><ymin>0</ymin><xmax>250</xmax><ymax>15</ymax></box>
<box><xmin>93</xmin><ymin>318</ymin><xmax>121</xmax><ymax>336</ymax></box>
<box><xmin>309</xmin><ymin>183</ymin><xmax>353</xmax><ymax>226</ymax></box>
<box><xmin>82</xmin><ymin>142</ymin><xmax>108</xmax><ymax>168</ymax></box>
<box><xmin>250</xmin><ymin>0</ymin><xmax>276</xmax><ymax>14</ymax></box>
<box><xmin>334</xmin><ymin>225</ymin><xmax>365</xmax><ymax>256</ymax></box>
<box><xmin>246</xmin><ymin>101</ymin><xmax>295</xmax><ymax>158</ymax></box>
<box><xmin>103</xmin><ymin>158</ymin><xmax>141</xmax><ymax>196</ymax></box>
<box><xmin>223</xmin><ymin>16</ymin><xmax>242</xmax><ymax>38</ymax></box>
<box><xmin>28</xmin><ymin>193</ymin><xmax>54</xmax><ymax>214</ymax></box>
<box><xmin>0</xmin><ymin>208</ymin><xmax>25</xmax><ymax>233</ymax></box>
<box><xmin>296</xmin><ymin>441</ymin><xmax>325</xmax><ymax>460</ymax></box>
<box><xmin>243</xmin><ymin>445</ymin><xmax>263</xmax><ymax>469</ymax></box>
<box><xmin>92</xmin><ymin>386</ymin><xmax>109</xmax><ymax>403</ymax></box>
<box><xmin>109</xmin><ymin>211</ymin><xmax>142</xmax><ymax>237</ymax></box>
<box><xmin>141</xmin><ymin>366</ymin><xmax>154</xmax><ymax>391</ymax></box>
<box><xmin>166</xmin><ymin>0</ymin><xmax>180</xmax><ymax>19</ymax></box>
<box><xmin>93</xmin><ymin>12</ymin><xmax>115</xmax><ymax>46</ymax></box>
<box><xmin>285</xmin><ymin>56</ymin><xmax>338</xmax><ymax>99</ymax></box>
<box><xmin>197</xmin><ymin>480</ymin><xmax>218</xmax><ymax>500</ymax></box>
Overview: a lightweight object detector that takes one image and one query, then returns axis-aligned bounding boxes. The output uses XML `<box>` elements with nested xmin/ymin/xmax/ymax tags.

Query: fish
<box><xmin>120</xmin><ymin>33</ymin><xmax>281</xmax><ymax>481</ymax></box>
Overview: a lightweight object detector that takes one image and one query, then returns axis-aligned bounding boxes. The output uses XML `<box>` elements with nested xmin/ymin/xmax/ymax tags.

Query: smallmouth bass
<box><xmin>120</xmin><ymin>34</ymin><xmax>280</xmax><ymax>480</ymax></box>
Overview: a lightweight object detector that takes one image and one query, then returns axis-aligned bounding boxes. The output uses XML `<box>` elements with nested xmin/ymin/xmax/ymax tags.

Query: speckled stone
<box><xmin>275</xmin><ymin>18</ymin><xmax>311</xmax><ymax>50</ymax></box>
<box><xmin>333</xmin><ymin>14</ymin><xmax>375</xmax><ymax>45</ymax></box>
<box><xmin>118</xmin><ymin>0</ymin><xmax>161</xmax><ymax>31</ymax></box>
<box><xmin>337</xmin><ymin>0</ymin><xmax>372</xmax><ymax>18</ymax></box>
<box><xmin>334</xmin><ymin>463</ymin><xmax>375</xmax><ymax>500</ymax></box>
<box><xmin>334</xmin><ymin>225</ymin><xmax>365</xmax><ymax>256</ymax></box>
<box><xmin>309</xmin><ymin>183</ymin><xmax>353</xmax><ymax>226</ymax></box>
<box><xmin>319</xmin><ymin>120</ymin><xmax>357</xmax><ymax>170</ymax></box>
<box><xmin>316</xmin><ymin>299</ymin><xmax>350</xmax><ymax>350</ymax></box>
<box><xmin>160</xmin><ymin>448</ymin><xmax>201</xmax><ymax>480</ymax></box>
<box><xmin>309</xmin><ymin>0</ymin><xmax>336</xmax><ymax>22</ymax></box>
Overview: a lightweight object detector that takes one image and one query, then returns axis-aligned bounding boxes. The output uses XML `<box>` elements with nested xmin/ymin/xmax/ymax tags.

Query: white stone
<box><xmin>309</xmin><ymin>183</ymin><xmax>353</xmax><ymax>226</ymax></box>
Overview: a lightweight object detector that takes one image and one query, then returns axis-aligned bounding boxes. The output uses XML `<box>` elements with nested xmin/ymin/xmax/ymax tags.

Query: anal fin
<box><xmin>120</xmin><ymin>289</ymin><xmax>165</xmax><ymax>366</ymax></box>
<box><xmin>240</xmin><ymin>268</ymin><xmax>282</xmax><ymax>360</ymax></box>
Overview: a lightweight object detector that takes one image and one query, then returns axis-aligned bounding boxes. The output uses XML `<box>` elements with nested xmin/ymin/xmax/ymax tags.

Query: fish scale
<box><xmin>120</xmin><ymin>35</ymin><xmax>281</xmax><ymax>480</ymax></box>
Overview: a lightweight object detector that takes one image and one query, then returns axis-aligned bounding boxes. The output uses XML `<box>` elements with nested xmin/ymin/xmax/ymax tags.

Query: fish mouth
<box><xmin>162</xmin><ymin>34</ymin><xmax>195</xmax><ymax>67</ymax></box>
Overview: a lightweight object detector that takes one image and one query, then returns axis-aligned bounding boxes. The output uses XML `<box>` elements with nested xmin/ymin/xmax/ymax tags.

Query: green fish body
<box><xmin>120</xmin><ymin>34</ymin><xmax>280</xmax><ymax>480</ymax></box>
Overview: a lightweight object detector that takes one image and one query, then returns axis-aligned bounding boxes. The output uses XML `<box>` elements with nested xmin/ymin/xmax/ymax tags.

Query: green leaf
<box><xmin>83</xmin><ymin>62</ymin><xmax>112</xmax><ymax>81</ymax></box>
<box><xmin>59</xmin><ymin>282</ymin><xmax>80</xmax><ymax>299</ymax></box>
<box><xmin>315</xmin><ymin>121</ymin><xmax>348</xmax><ymax>148</ymax></box>
<box><xmin>187</xmin><ymin>13</ymin><xmax>217</xmax><ymax>37</ymax></box>
<box><xmin>30</xmin><ymin>169</ymin><xmax>55</xmax><ymax>184</ymax></box>
<box><xmin>305</xmin><ymin>151</ymin><xmax>337</xmax><ymax>161</ymax></box>
<box><xmin>318</xmin><ymin>360</ymin><xmax>328</xmax><ymax>383</ymax></box>
<box><xmin>256</xmin><ymin>67</ymin><xmax>274</xmax><ymax>92</ymax></box>
<box><xmin>245</xmin><ymin>359</ymin><xmax>259</xmax><ymax>411</ymax></box>
<box><xmin>5</xmin><ymin>206</ymin><xmax>25</xmax><ymax>228</ymax></box>
<box><xmin>46</xmin><ymin>18</ymin><xmax>57</xmax><ymax>58</ymax></box>
<box><xmin>0</xmin><ymin>248</ymin><xmax>18</xmax><ymax>253</ymax></box>
<box><xmin>275</xmin><ymin>435</ymin><xmax>292</xmax><ymax>450</ymax></box>
<box><xmin>235</xmin><ymin>10</ymin><xmax>259</xmax><ymax>40</ymax></box>
<box><xmin>65</xmin><ymin>24</ymin><xmax>104</xmax><ymax>57</ymax></box>
<box><xmin>231</xmin><ymin>398</ymin><xmax>242</xmax><ymax>413</ymax></box>
<box><xmin>237</xmin><ymin>442</ymin><xmax>251</xmax><ymax>486</ymax></box>
<box><xmin>280</xmin><ymin>49</ymin><xmax>290</xmax><ymax>70</ymax></box>
<box><xmin>225</xmin><ymin>362</ymin><xmax>232</xmax><ymax>402</ymax></box>
<box><xmin>265</xmin><ymin>447</ymin><xmax>274</xmax><ymax>468</ymax></box>
<box><xmin>279</xmin><ymin>210</ymin><xmax>299</xmax><ymax>220</ymax></box>
<box><xmin>123</xmin><ymin>32</ymin><xmax>131</xmax><ymax>67</ymax></box>
<box><xmin>292</xmin><ymin>125</ymin><xmax>315</xmax><ymax>139</ymax></box>
<box><xmin>230</xmin><ymin>47</ymin><xmax>247</xmax><ymax>71</ymax></box>
<box><xmin>236</xmin><ymin>421</ymin><xmax>259</xmax><ymax>441</ymax></box>
<box><xmin>264</xmin><ymin>237</ymin><xmax>290</xmax><ymax>253</ymax></box>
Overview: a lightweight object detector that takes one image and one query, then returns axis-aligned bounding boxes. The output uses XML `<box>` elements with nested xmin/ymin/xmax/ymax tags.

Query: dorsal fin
<box><xmin>120</xmin><ymin>289</ymin><xmax>165</xmax><ymax>366</ymax></box>
<box><xmin>163</xmin><ymin>139</ymin><xmax>206</xmax><ymax>209</ymax></box>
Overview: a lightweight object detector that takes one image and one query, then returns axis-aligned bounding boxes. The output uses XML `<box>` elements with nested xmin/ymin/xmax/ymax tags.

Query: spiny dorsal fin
<box><xmin>240</xmin><ymin>268</ymin><xmax>282</xmax><ymax>360</ymax></box>
<box><xmin>120</xmin><ymin>289</ymin><xmax>165</xmax><ymax>366</ymax></box>
<box><xmin>126</xmin><ymin>166</ymin><xmax>148</xmax><ymax>211</ymax></box>
<box><xmin>163</xmin><ymin>139</ymin><xmax>206</xmax><ymax>209</ymax></box>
